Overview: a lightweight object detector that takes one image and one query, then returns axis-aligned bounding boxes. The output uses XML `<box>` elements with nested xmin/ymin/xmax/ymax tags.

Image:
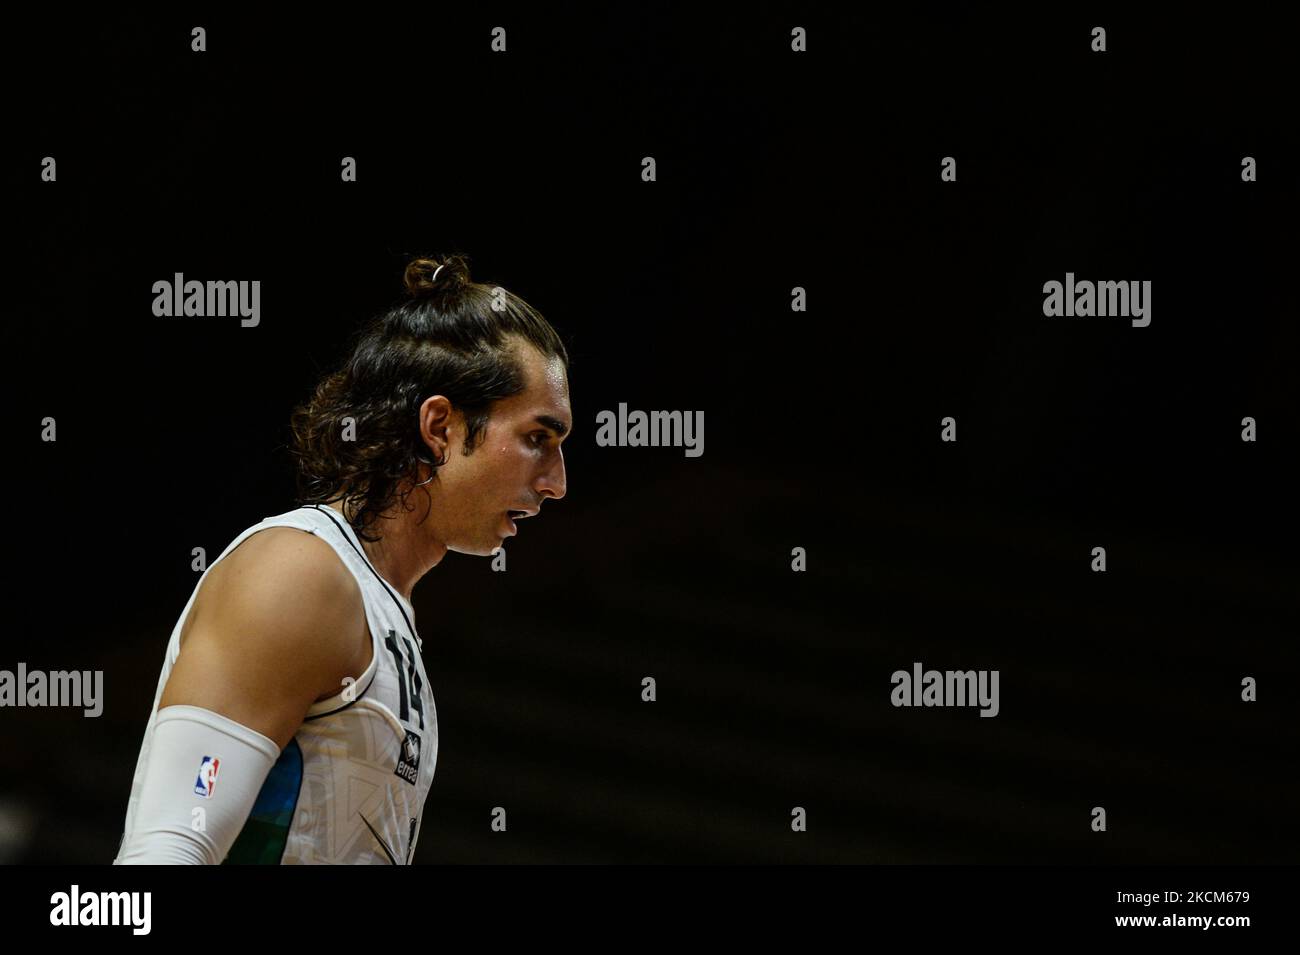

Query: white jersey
<box><xmin>115</xmin><ymin>504</ymin><xmax>438</xmax><ymax>864</ymax></box>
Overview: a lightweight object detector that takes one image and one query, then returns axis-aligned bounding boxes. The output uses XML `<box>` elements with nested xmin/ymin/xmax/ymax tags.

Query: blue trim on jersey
<box><xmin>222</xmin><ymin>738</ymin><xmax>304</xmax><ymax>864</ymax></box>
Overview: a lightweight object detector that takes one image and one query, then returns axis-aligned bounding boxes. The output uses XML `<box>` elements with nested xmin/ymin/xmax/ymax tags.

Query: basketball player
<box><xmin>114</xmin><ymin>255</ymin><xmax>571</xmax><ymax>863</ymax></box>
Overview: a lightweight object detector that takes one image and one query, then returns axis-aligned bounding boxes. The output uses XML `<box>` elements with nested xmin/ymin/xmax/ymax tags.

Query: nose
<box><xmin>535</xmin><ymin>447</ymin><xmax>567</xmax><ymax>502</ymax></box>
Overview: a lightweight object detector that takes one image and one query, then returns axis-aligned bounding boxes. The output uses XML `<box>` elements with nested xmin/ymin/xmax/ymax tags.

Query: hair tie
<box><xmin>430</xmin><ymin>263</ymin><xmax>446</xmax><ymax>284</ymax></box>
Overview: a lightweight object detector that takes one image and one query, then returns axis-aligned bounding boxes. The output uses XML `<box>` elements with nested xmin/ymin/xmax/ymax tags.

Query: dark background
<box><xmin>6</xmin><ymin>6</ymin><xmax>1296</xmax><ymax>863</ymax></box>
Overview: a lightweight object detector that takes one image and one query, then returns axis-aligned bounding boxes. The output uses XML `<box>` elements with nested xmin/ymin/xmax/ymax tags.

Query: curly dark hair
<box><xmin>288</xmin><ymin>253</ymin><xmax>570</xmax><ymax>542</ymax></box>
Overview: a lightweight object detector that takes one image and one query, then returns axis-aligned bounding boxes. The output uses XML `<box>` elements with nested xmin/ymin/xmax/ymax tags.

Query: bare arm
<box><xmin>159</xmin><ymin>526</ymin><xmax>370</xmax><ymax>749</ymax></box>
<box><xmin>115</xmin><ymin>528</ymin><xmax>367</xmax><ymax>864</ymax></box>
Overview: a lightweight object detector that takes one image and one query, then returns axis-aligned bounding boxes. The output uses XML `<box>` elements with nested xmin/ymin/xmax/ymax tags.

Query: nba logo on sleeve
<box><xmin>194</xmin><ymin>756</ymin><xmax>220</xmax><ymax>797</ymax></box>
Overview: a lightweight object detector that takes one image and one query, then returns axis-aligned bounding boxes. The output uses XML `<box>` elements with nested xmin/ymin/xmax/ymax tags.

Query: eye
<box><xmin>529</xmin><ymin>432</ymin><xmax>549</xmax><ymax>447</ymax></box>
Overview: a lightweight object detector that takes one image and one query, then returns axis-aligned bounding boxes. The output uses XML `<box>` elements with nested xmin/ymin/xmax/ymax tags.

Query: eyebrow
<box><xmin>534</xmin><ymin>415</ymin><xmax>570</xmax><ymax>439</ymax></box>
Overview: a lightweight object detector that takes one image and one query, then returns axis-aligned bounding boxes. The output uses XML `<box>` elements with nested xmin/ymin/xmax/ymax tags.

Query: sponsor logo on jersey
<box><xmin>194</xmin><ymin>755</ymin><xmax>220</xmax><ymax>797</ymax></box>
<box><xmin>395</xmin><ymin>730</ymin><xmax>421</xmax><ymax>785</ymax></box>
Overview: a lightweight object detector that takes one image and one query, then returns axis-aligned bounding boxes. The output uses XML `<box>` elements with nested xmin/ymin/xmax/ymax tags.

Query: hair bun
<box><xmin>403</xmin><ymin>254</ymin><xmax>470</xmax><ymax>297</ymax></box>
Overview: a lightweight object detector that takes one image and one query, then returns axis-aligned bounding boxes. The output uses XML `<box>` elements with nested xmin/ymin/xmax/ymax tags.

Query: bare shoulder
<box><xmin>210</xmin><ymin>525</ymin><xmax>359</xmax><ymax>608</ymax></box>
<box><xmin>189</xmin><ymin>527</ymin><xmax>360</xmax><ymax>639</ymax></box>
<box><xmin>161</xmin><ymin>524</ymin><xmax>369</xmax><ymax>748</ymax></box>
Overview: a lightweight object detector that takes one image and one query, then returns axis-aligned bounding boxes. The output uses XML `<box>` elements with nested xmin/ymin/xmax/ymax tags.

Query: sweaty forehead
<box><xmin>523</xmin><ymin>343</ymin><xmax>566</xmax><ymax>392</ymax></box>
<box><xmin>504</xmin><ymin>348</ymin><xmax>571</xmax><ymax>423</ymax></box>
<box><xmin>540</xmin><ymin>355</ymin><xmax>569</xmax><ymax>402</ymax></box>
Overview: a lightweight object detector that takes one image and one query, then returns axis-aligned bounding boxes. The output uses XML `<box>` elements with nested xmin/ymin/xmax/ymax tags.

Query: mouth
<box><xmin>504</xmin><ymin>509</ymin><xmax>534</xmax><ymax>536</ymax></box>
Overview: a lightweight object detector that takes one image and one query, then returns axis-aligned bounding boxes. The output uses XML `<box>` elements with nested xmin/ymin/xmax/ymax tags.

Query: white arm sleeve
<box><xmin>114</xmin><ymin>704</ymin><xmax>281</xmax><ymax>865</ymax></box>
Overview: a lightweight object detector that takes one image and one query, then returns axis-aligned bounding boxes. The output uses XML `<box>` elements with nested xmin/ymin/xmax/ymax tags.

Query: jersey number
<box><xmin>383</xmin><ymin>630</ymin><xmax>425</xmax><ymax>730</ymax></box>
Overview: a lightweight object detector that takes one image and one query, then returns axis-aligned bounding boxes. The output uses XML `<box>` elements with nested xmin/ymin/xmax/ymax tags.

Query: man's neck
<box><xmin>325</xmin><ymin>499</ymin><xmax>445</xmax><ymax>605</ymax></box>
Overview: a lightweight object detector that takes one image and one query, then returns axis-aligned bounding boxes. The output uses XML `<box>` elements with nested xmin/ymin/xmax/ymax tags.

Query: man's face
<box><xmin>422</xmin><ymin>342</ymin><xmax>571</xmax><ymax>556</ymax></box>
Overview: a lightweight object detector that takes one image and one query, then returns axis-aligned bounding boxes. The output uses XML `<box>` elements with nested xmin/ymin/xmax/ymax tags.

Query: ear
<box><xmin>419</xmin><ymin>395</ymin><xmax>455</xmax><ymax>461</ymax></box>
